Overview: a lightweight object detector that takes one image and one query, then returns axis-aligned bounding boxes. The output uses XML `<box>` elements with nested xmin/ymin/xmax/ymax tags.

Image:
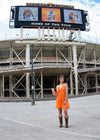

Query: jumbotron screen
<box><xmin>42</xmin><ymin>8</ymin><xmax>61</xmax><ymax>22</ymax></box>
<box><xmin>64</xmin><ymin>9</ymin><xmax>82</xmax><ymax>24</ymax></box>
<box><xmin>18</xmin><ymin>7</ymin><xmax>38</xmax><ymax>21</ymax></box>
<box><xmin>11</xmin><ymin>3</ymin><xmax>89</xmax><ymax>31</ymax></box>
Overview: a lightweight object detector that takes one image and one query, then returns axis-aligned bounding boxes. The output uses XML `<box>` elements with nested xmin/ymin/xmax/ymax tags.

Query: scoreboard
<box><xmin>9</xmin><ymin>3</ymin><xmax>90</xmax><ymax>31</ymax></box>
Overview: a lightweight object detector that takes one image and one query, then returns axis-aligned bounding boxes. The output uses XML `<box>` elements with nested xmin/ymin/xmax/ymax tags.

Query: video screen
<box><xmin>18</xmin><ymin>7</ymin><xmax>38</xmax><ymax>21</ymax></box>
<box><xmin>64</xmin><ymin>9</ymin><xmax>82</xmax><ymax>24</ymax></box>
<box><xmin>42</xmin><ymin>8</ymin><xmax>61</xmax><ymax>22</ymax></box>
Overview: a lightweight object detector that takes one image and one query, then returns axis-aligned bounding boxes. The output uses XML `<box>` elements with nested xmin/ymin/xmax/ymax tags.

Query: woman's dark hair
<box><xmin>57</xmin><ymin>75</ymin><xmax>66</xmax><ymax>85</ymax></box>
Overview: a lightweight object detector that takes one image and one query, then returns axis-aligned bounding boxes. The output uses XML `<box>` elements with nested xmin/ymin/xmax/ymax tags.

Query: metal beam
<box><xmin>77</xmin><ymin>49</ymin><xmax>83</xmax><ymax>66</ymax></box>
<box><xmin>33</xmin><ymin>48</ymin><xmax>41</xmax><ymax>63</ymax></box>
<box><xmin>57</xmin><ymin>48</ymin><xmax>72</xmax><ymax>67</ymax></box>
<box><xmin>12</xmin><ymin>48</ymin><xmax>25</xmax><ymax>66</ymax></box>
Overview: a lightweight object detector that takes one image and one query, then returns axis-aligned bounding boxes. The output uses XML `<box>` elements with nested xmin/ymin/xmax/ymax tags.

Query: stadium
<box><xmin>0</xmin><ymin>3</ymin><xmax>100</xmax><ymax>101</ymax></box>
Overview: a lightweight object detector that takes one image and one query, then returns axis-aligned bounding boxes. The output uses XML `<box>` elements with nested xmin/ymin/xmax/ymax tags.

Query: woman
<box><xmin>51</xmin><ymin>75</ymin><xmax>70</xmax><ymax>128</ymax></box>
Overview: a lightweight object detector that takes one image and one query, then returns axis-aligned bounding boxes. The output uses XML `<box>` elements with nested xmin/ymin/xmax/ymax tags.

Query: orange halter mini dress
<box><xmin>56</xmin><ymin>85</ymin><xmax>70</xmax><ymax>109</ymax></box>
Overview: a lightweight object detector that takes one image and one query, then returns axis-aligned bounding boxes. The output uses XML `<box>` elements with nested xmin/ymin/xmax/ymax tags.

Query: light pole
<box><xmin>31</xmin><ymin>44</ymin><xmax>35</xmax><ymax>105</ymax></box>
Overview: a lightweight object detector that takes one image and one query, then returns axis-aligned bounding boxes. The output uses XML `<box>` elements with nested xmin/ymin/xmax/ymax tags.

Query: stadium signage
<box><xmin>10</xmin><ymin>3</ymin><xmax>90</xmax><ymax>31</ymax></box>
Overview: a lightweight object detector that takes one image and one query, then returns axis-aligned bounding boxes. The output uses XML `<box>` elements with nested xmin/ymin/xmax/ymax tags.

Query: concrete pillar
<box><xmin>72</xmin><ymin>45</ymin><xmax>78</xmax><ymax>95</ymax></box>
<box><xmin>62</xmin><ymin>28</ymin><xmax>65</xmax><ymax>41</ymax></box>
<box><xmin>0</xmin><ymin>76</ymin><xmax>2</xmax><ymax>97</ymax></box>
<box><xmin>10</xmin><ymin>45</ymin><xmax>13</xmax><ymax>66</ymax></box>
<box><xmin>26</xmin><ymin>44</ymin><xmax>30</xmax><ymax>98</ymax></box>
<box><xmin>26</xmin><ymin>44</ymin><xmax>30</xmax><ymax>67</ymax></box>
<box><xmin>41</xmin><ymin>47</ymin><xmax>43</xmax><ymax>65</ymax></box>
<box><xmin>83</xmin><ymin>47</ymin><xmax>86</xmax><ymax>68</ymax></box>
<box><xmin>42</xmin><ymin>28</ymin><xmax>44</xmax><ymax>40</ymax></box>
<box><xmin>26</xmin><ymin>73</ymin><xmax>30</xmax><ymax>98</ymax></box>
<box><xmin>38</xmin><ymin>27</ymin><xmax>41</xmax><ymax>40</ymax></box>
<box><xmin>48</xmin><ymin>28</ymin><xmax>50</xmax><ymax>41</ymax></box>
<box><xmin>84</xmin><ymin>74</ymin><xmax>87</xmax><ymax>94</ymax></box>
<box><xmin>70</xmin><ymin>69</ymin><xmax>73</xmax><ymax>96</ymax></box>
<box><xmin>41</xmin><ymin>70</ymin><xmax>43</xmax><ymax>99</ymax></box>
<box><xmin>78</xmin><ymin>29</ymin><xmax>81</xmax><ymax>42</ymax></box>
<box><xmin>2</xmin><ymin>74</ymin><xmax>4</xmax><ymax>97</ymax></box>
<box><xmin>56</xmin><ymin>47</ymin><xmax>58</xmax><ymax>65</ymax></box>
<box><xmin>96</xmin><ymin>74</ymin><xmax>98</xmax><ymax>93</ymax></box>
<box><xmin>33</xmin><ymin>72</ymin><xmax>36</xmax><ymax>99</ymax></box>
<box><xmin>20</xmin><ymin>27</ymin><xmax>23</xmax><ymax>40</ymax></box>
<box><xmin>9</xmin><ymin>75</ymin><xmax>13</xmax><ymax>97</ymax></box>
<box><xmin>54</xmin><ymin>77</ymin><xmax>56</xmax><ymax>89</ymax></box>
<box><xmin>94</xmin><ymin>49</ymin><xmax>96</xmax><ymax>68</ymax></box>
<box><xmin>58</xmin><ymin>28</ymin><xmax>61</xmax><ymax>41</ymax></box>
<box><xmin>53</xmin><ymin>28</ymin><xmax>56</xmax><ymax>41</ymax></box>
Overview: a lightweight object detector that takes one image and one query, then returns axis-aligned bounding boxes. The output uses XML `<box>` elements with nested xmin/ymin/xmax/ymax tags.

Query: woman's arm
<box><xmin>51</xmin><ymin>86</ymin><xmax>58</xmax><ymax>96</ymax></box>
<box><xmin>65</xmin><ymin>83</ymin><xmax>68</xmax><ymax>100</ymax></box>
<box><xmin>64</xmin><ymin>83</ymin><xmax>68</xmax><ymax>105</ymax></box>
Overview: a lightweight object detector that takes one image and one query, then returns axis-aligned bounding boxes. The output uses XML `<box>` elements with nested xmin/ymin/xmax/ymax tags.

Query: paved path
<box><xmin>0</xmin><ymin>95</ymin><xmax>100</xmax><ymax>140</ymax></box>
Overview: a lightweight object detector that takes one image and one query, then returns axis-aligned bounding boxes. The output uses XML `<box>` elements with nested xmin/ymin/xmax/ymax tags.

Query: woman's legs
<box><xmin>58</xmin><ymin>108</ymin><xmax>62</xmax><ymax>118</ymax></box>
<box><xmin>58</xmin><ymin>108</ymin><xmax>63</xmax><ymax>127</ymax></box>
<box><xmin>64</xmin><ymin>109</ymin><xmax>69</xmax><ymax>128</ymax></box>
<box><xmin>64</xmin><ymin>108</ymin><xmax>68</xmax><ymax>118</ymax></box>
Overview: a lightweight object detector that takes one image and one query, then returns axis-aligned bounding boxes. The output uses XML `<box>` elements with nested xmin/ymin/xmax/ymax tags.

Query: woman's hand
<box><xmin>51</xmin><ymin>88</ymin><xmax>57</xmax><ymax>96</ymax></box>
<box><xmin>64</xmin><ymin>100</ymin><xmax>67</xmax><ymax>105</ymax></box>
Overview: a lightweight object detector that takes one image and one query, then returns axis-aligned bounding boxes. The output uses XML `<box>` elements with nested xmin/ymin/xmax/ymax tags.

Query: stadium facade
<box><xmin>0</xmin><ymin>31</ymin><xmax>100</xmax><ymax>100</ymax></box>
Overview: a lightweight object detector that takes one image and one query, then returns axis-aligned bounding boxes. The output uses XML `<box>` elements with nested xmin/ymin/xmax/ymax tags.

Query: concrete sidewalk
<box><xmin>0</xmin><ymin>95</ymin><xmax>100</xmax><ymax>140</ymax></box>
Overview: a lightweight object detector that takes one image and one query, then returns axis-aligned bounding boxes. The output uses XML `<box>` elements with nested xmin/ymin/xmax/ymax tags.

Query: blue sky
<box><xmin>0</xmin><ymin>0</ymin><xmax>100</xmax><ymax>44</ymax></box>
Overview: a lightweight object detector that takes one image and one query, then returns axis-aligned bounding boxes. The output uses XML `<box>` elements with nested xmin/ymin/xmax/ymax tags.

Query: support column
<box><xmin>33</xmin><ymin>72</ymin><xmax>36</xmax><ymax>99</ymax></box>
<box><xmin>94</xmin><ymin>49</ymin><xmax>96</xmax><ymax>68</ymax></box>
<box><xmin>26</xmin><ymin>73</ymin><xmax>30</xmax><ymax>98</ymax></box>
<box><xmin>26</xmin><ymin>44</ymin><xmax>30</xmax><ymax>67</ymax></box>
<box><xmin>38</xmin><ymin>27</ymin><xmax>41</xmax><ymax>40</ymax></box>
<box><xmin>0</xmin><ymin>76</ymin><xmax>2</xmax><ymax>97</ymax></box>
<box><xmin>42</xmin><ymin>28</ymin><xmax>44</xmax><ymax>40</ymax></box>
<box><xmin>41</xmin><ymin>46</ymin><xmax>43</xmax><ymax>65</ymax></box>
<box><xmin>41</xmin><ymin>70</ymin><xmax>43</xmax><ymax>99</ymax></box>
<box><xmin>9</xmin><ymin>75</ymin><xmax>13</xmax><ymax>97</ymax></box>
<box><xmin>72</xmin><ymin>45</ymin><xmax>78</xmax><ymax>95</ymax></box>
<box><xmin>26</xmin><ymin>44</ymin><xmax>30</xmax><ymax>98</ymax></box>
<box><xmin>53</xmin><ymin>28</ymin><xmax>56</xmax><ymax>41</ymax></box>
<box><xmin>84</xmin><ymin>74</ymin><xmax>87</xmax><ymax>94</ymax></box>
<box><xmin>10</xmin><ymin>45</ymin><xmax>13</xmax><ymax>66</ymax></box>
<box><xmin>20</xmin><ymin>27</ymin><xmax>23</xmax><ymax>40</ymax></box>
<box><xmin>62</xmin><ymin>28</ymin><xmax>65</xmax><ymax>41</ymax></box>
<box><xmin>96</xmin><ymin>73</ymin><xmax>98</xmax><ymax>93</ymax></box>
<box><xmin>83</xmin><ymin>47</ymin><xmax>86</xmax><ymax>68</ymax></box>
<box><xmin>2</xmin><ymin>74</ymin><xmax>4</xmax><ymax>97</ymax></box>
<box><xmin>58</xmin><ymin>28</ymin><xmax>61</xmax><ymax>41</ymax></box>
<box><xmin>70</xmin><ymin>69</ymin><xmax>73</xmax><ymax>96</ymax></box>
<box><xmin>78</xmin><ymin>29</ymin><xmax>81</xmax><ymax>42</ymax></box>
<box><xmin>48</xmin><ymin>28</ymin><xmax>50</xmax><ymax>41</ymax></box>
<box><xmin>56</xmin><ymin>47</ymin><xmax>58</xmax><ymax>65</ymax></box>
<box><xmin>54</xmin><ymin>77</ymin><xmax>56</xmax><ymax>89</ymax></box>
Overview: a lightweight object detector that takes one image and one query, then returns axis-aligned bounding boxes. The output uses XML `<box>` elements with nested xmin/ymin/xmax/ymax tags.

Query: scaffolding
<box><xmin>0</xmin><ymin>28</ymin><xmax>100</xmax><ymax>100</ymax></box>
